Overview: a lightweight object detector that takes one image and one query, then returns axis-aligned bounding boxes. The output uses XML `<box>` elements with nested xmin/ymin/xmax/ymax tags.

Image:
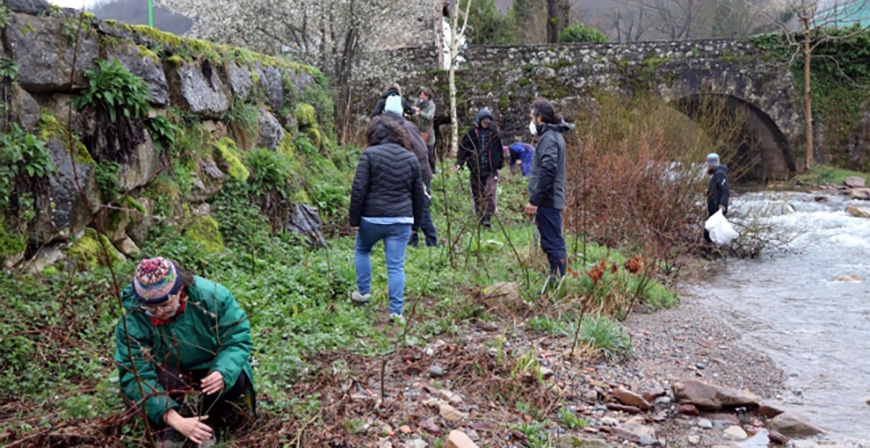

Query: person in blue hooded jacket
<box><xmin>506</xmin><ymin>142</ymin><xmax>535</xmax><ymax>176</ymax></box>
<box><xmin>456</xmin><ymin>108</ymin><xmax>504</xmax><ymax>228</ymax></box>
<box><xmin>524</xmin><ymin>100</ymin><xmax>569</xmax><ymax>284</ymax></box>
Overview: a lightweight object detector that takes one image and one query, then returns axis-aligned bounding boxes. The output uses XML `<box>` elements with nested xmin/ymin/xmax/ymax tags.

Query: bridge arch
<box><xmin>670</xmin><ymin>93</ymin><xmax>796</xmax><ymax>180</ymax></box>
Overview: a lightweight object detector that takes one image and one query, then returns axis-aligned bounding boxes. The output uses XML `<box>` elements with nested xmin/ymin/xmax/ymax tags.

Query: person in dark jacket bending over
<box><xmin>383</xmin><ymin>102</ymin><xmax>438</xmax><ymax>247</ymax></box>
<box><xmin>704</xmin><ymin>153</ymin><xmax>730</xmax><ymax>243</ymax></box>
<box><xmin>115</xmin><ymin>257</ymin><xmax>254</xmax><ymax>447</ymax></box>
<box><xmin>525</xmin><ymin>100</ymin><xmax>569</xmax><ymax>281</ymax></box>
<box><xmin>370</xmin><ymin>83</ymin><xmax>415</xmax><ymax>118</ymax></box>
<box><xmin>456</xmin><ymin>107</ymin><xmax>504</xmax><ymax>228</ymax></box>
<box><xmin>349</xmin><ymin>115</ymin><xmax>425</xmax><ymax>325</ymax></box>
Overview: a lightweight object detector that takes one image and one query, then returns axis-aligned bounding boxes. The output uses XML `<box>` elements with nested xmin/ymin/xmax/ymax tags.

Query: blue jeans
<box><xmin>409</xmin><ymin>181</ymin><xmax>438</xmax><ymax>247</ymax></box>
<box><xmin>355</xmin><ymin>220</ymin><xmax>413</xmax><ymax>315</ymax></box>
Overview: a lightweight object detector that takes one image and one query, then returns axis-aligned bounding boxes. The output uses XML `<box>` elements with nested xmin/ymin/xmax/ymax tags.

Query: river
<box><xmin>684</xmin><ymin>189</ymin><xmax>870</xmax><ymax>439</ymax></box>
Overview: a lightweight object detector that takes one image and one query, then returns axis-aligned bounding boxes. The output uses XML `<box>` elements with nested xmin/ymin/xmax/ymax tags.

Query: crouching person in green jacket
<box><xmin>114</xmin><ymin>257</ymin><xmax>255</xmax><ymax>447</ymax></box>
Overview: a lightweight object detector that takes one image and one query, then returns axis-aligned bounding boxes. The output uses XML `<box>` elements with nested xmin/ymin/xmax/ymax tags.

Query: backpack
<box><xmin>384</xmin><ymin>94</ymin><xmax>404</xmax><ymax>116</ymax></box>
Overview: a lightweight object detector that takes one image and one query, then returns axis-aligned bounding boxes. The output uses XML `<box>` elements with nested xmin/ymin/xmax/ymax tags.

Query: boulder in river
<box><xmin>846</xmin><ymin>205</ymin><xmax>870</xmax><ymax>218</ymax></box>
<box><xmin>844</xmin><ymin>176</ymin><xmax>867</xmax><ymax>188</ymax></box>
<box><xmin>849</xmin><ymin>188</ymin><xmax>870</xmax><ymax>200</ymax></box>
<box><xmin>769</xmin><ymin>412</ymin><xmax>825</xmax><ymax>438</ymax></box>
<box><xmin>672</xmin><ymin>380</ymin><xmax>759</xmax><ymax>411</ymax></box>
<box><xmin>834</xmin><ymin>274</ymin><xmax>863</xmax><ymax>282</ymax></box>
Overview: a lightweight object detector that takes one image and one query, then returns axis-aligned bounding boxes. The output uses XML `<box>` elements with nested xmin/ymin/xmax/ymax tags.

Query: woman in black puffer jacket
<box><xmin>348</xmin><ymin>115</ymin><xmax>425</xmax><ymax>325</ymax></box>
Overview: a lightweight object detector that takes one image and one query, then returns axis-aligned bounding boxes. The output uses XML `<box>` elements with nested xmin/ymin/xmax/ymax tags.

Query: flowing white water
<box><xmin>685</xmin><ymin>190</ymin><xmax>870</xmax><ymax>438</ymax></box>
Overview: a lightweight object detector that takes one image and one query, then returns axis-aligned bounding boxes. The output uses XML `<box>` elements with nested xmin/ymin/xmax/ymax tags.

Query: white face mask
<box><xmin>529</xmin><ymin>120</ymin><xmax>538</xmax><ymax>136</ymax></box>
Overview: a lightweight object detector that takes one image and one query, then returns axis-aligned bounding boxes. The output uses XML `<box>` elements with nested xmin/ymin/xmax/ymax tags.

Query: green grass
<box><xmin>0</xmin><ymin>163</ymin><xmax>672</xmax><ymax>439</ymax></box>
<box><xmin>791</xmin><ymin>164</ymin><xmax>870</xmax><ymax>186</ymax></box>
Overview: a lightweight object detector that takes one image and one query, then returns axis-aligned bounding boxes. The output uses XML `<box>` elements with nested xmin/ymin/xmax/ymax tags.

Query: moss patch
<box><xmin>137</xmin><ymin>45</ymin><xmax>159</xmax><ymax>62</ymax></box>
<box><xmin>295</xmin><ymin>103</ymin><xmax>317</xmax><ymax>128</ymax></box>
<box><xmin>39</xmin><ymin>113</ymin><xmax>94</xmax><ymax>165</ymax></box>
<box><xmin>0</xmin><ymin>219</ymin><xmax>27</xmax><ymax>263</ymax></box>
<box><xmin>277</xmin><ymin>134</ymin><xmax>296</xmax><ymax>158</ymax></box>
<box><xmin>68</xmin><ymin>228</ymin><xmax>122</xmax><ymax>271</ymax></box>
<box><xmin>214</xmin><ymin>137</ymin><xmax>250</xmax><ymax>182</ymax></box>
<box><xmin>185</xmin><ymin>216</ymin><xmax>225</xmax><ymax>253</ymax></box>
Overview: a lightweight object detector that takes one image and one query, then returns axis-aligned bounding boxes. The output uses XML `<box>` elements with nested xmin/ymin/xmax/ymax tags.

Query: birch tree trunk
<box><xmin>801</xmin><ymin>11</ymin><xmax>814</xmax><ymax>170</ymax></box>
<box><xmin>449</xmin><ymin>4</ymin><xmax>461</xmax><ymax>160</ymax></box>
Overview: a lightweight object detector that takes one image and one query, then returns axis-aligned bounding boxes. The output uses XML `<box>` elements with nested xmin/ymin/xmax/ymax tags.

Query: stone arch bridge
<box><xmin>353</xmin><ymin>39</ymin><xmax>802</xmax><ymax>180</ymax></box>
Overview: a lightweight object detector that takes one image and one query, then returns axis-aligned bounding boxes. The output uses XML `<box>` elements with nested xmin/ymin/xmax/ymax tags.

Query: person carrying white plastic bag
<box><xmin>703</xmin><ymin>153</ymin><xmax>737</xmax><ymax>246</ymax></box>
<box><xmin>705</xmin><ymin>209</ymin><xmax>739</xmax><ymax>245</ymax></box>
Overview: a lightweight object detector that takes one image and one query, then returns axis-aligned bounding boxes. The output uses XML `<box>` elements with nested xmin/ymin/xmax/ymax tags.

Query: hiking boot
<box><xmin>389</xmin><ymin>313</ymin><xmax>406</xmax><ymax>326</ymax></box>
<box><xmin>351</xmin><ymin>291</ymin><xmax>371</xmax><ymax>304</ymax></box>
<box><xmin>482</xmin><ymin>217</ymin><xmax>492</xmax><ymax>228</ymax></box>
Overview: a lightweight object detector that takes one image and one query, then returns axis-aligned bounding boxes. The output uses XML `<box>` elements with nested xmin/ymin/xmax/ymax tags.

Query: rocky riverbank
<box><xmin>243</xmin><ymin>279</ymin><xmax>835</xmax><ymax>448</ymax></box>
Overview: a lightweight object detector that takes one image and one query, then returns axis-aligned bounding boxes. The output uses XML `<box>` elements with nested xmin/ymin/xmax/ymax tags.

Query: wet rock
<box><xmin>834</xmin><ymin>274</ymin><xmax>863</xmax><ymax>282</ymax></box>
<box><xmin>706</xmin><ymin>413</ymin><xmax>740</xmax><ymax>425</ymax></box>
<box><xmin>0</xmin><ymin>86</ymin><xmax>40</xmax><ymax>132</ymax></box>
<box><xmin>226</xmin><ymin>61</ymin><xmax>253</xmax><ymax>100</ymax></box>
<box><xmin>672</xmin><ymin>380</ymin><xmax>759</xmax><ymax>411</ymax></box>
<box><xmin>767</xmin><ymin>430</ymin><xmax>789</xmax><ymax>445</ymax></box>
<box><xmin>583</xmin><ymin>389</ymin><xmax>599</xmax><ymax>403</ymax></box>
<box><xmin>600</xmin><ymin>417</ymin><xmax>618</xmax><ymax>426</ymax></box>
<box><xmin>254</xmin><ymin>65</ymin><xmax>284</xmax><ymax>111</ymax></box>
<box><xmin>849</xmin><ymin>188</ymin><xmax>870</xmax><ymax>200</ymax></box>
<box><xmin>724</xmin><ymin>426</ymin><xmax>748</xmax><ymax>440</ymax></box>
<box><xmin>6</xmin><ymin>13</ymin><xmax>98</xmax><ymax>91</ymax></box>
<box><xmin>698</xmin><ymin>418</ymin><xmax>713</xmax><ymax>429</ymax></box>
<box><xmin>429</xmin><ymin>365</ymin><xmax>445</xmax><ymax>378</ymax></box>
<box><xmin>105</xmin><ymin>43</ymin><xmax>169</xmax><ymax>107</ymax></box>
<box><xmin>404</xmin><ymin>439</ymin><xmax>428</xmax><ymax>448</ymax></box>
<box><xmin>678</xmin><ymin>403</ymin><xmax>700</xmax><ymax>416</ymax></box>
<box><xmin>446</xmin><ymin>430</ymin><xmax>479</xmax><ymax>448</ymax></box>
<box><xmin>115</xmin><ymin>236</ymin><xmax>140</xmax><ymax>256</ymax></box>
<box><xmin>470</xmin><ymin>422</ymin><xmax>495</xmax><ymax>432</ymax></box>
<box><xmin>437</xmin><ymin>389</ymin><xmax>463</xmax><ymax>405</ymax></box>
<box><xmin>3</xmin><ymin>252</ymin><xmax>25</xmax><ymax>269</ymax></box>
<box><xmin>688</xmin><ymin>435</ymin><xmax>701</xmax><ymax>445</ymax></box>
<box><xmin>22</xmin><ymin>244</ymin><xmax>64</xmax><ymax>274</ymax></box>
<box><xmin>758</xmin><ymin>403</ymin><xmax>785</xmax><ymax>419</ymax></box>
<box><xmin>419</xmin><ymin>417</ymin><xmax>440</xmax><ymax>434</ymax></box>
<box><xmin>613</xmin><ymin>417</ymin><xmax>656</xmax><ymax>446</ymax></box>
<box><xmin>654</xmin><ymin>396</ymin><xmax>672</xmax><ymax>405</ymax></box>
<box><xmin>846</xmin><ymin>205</ymin><xmax>870</xmax><ymax>218</ymax></box>
<box><xmin>613</xmin><ymin>387</ymin><xmax>651</xmax><ymax>410</ymax></box>
<box><xmin>5</xmin><ymin>0</ymin><xmax>51</xmax><ymax>14</ymax></box>
<box><xmin>170</xmin><ymin>60</ymin><xmax>229</xmax><ymax>118</ymax></box>
<box><xmin>844</xmin><ymin>176</ymin><xmax>866</xmax><ymax>188</ymax></box>
<box><xmin>35</xmin><ymin>139</ymin><xmax>99</xmax><ymax>244</ymax></box>
<box><xmin>768</xmin><ymin>412</ymin><xmax>824</xmax><ymax>438</ymax></box>
<box><xmin>256</xmin><ymin>107</ymin><xmax>285</xmax><ymax>151</ymax></box>
<box><xmin>119</xmin><ymin>130</ymin><xmax>161</xmax><ymax>190</ymax></box>
<box><xmin>606</xmin><ymin>403</ymin><xmax>642</xmax><ymax>414</ymax></box>
<box><xmin>642</xmin><ymin>387</ymin><xmax>666</xmax><ymax>403</ymax></box>
<box><xmin>556</xmin><ymin>436</ymin><xmax>611</xmax><ymax>448</ymax></box>
<box><xmin>439</xmin><ymin>403</ymin><xmax>466</xmax><ymax>422</ymax></box>
<box><xmin>736</xmin><ymin>429</ymin><xmax>769</xmax><ymax>448</ymax></box>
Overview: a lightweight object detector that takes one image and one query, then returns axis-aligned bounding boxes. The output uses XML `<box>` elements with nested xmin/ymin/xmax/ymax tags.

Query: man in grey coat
<box><xmin>524</xmin><ymin>100</ymin><xmax>568</xmax><ymax>281</ymax></box>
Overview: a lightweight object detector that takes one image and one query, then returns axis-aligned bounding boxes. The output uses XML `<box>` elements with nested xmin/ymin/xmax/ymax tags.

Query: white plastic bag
<box><xmin>705</xmin><ymin>210</ymin><xmax>739</xmax><ymax>246</ymax></box>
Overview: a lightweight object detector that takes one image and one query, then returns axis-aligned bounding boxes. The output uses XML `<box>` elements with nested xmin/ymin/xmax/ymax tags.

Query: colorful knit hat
<box><xmin>132</xmin><ymin>257</ymin><xmax>182</xmax><ymax>304</ymax></box>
